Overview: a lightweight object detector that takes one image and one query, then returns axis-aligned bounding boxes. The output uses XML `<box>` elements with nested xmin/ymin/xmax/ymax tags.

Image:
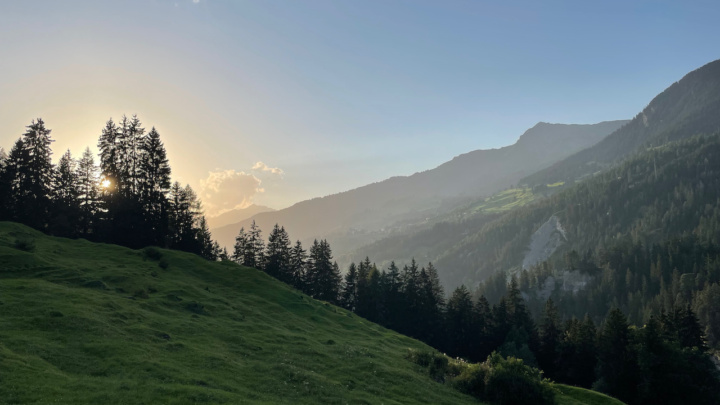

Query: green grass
<box><xmin>547</xmin><ymin>181</ymin><xmax>565</xmax><ymax>188</ymax></box>
<box><xmin>555</xmin><ymin>385</ymin><xmax>625</xmax><ymax>405</ymax></box>
<box><xmin>469</xmin><ymin>187</ymin><xmax>537</xmax><ymax>214</ymax></box>
<box><xmin>0</xmin><ymin>222</ymin><xmax>622</xmax><ymax>404</ymax></box>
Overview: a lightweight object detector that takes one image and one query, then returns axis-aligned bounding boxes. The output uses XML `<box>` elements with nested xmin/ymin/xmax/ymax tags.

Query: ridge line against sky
<box><xmin>1</xmin><ymin>0</ymin><xmax>718</xmax><ymax>213</ymax></box>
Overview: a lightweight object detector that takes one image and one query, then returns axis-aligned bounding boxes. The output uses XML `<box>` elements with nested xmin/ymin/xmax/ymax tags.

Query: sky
<box><xmin>1</xmin><ymin>0</ymin><xmax>719</xmax><ymax>216</ymax></box>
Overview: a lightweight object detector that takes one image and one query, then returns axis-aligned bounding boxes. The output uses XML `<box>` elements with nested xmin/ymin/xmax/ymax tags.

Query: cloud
<box><xmin>252</xmin><ymin>161</ymin><xmax>284</xmax><ymax>176</ymax></box>
<box><xmin>199</xmin><ymin>169</ymin><xmax>263</xmax><ymax>217</ymax></box>
<box><xmin>192</xmin><ymin>0</ymin><xmax>200</xmax><ymax>3</ymax></box>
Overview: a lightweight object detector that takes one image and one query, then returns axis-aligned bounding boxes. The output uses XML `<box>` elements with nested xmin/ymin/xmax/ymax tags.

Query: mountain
<box><xmin>213</xmin><ymin>120</ymin><xmax>627</xmax><ymax>256</ymax></box>
<box><xmin>206</xmin><ymin>204</ymin><xmax>274</xmax><ymax>229</ymax></box>
<box><xmin>348</xmin><ymin>58</ymin><xmax>720</xmax><ymax>292</ymax></box>
<box><xmin>522</xmin><ymin>59</ymin><xmax>720</xmax><ymax>188</ymax></box>
<box><xmin>0</xmin><ymin>222</ymin><xmax>620</xmax><ymax>405</ymax></box>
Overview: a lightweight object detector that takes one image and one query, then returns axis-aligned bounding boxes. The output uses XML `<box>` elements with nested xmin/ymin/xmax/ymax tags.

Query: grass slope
<box><xmin>0</xmin><ymin>222</ymin><xmax>620</xmax><ymax>404</ymax></box>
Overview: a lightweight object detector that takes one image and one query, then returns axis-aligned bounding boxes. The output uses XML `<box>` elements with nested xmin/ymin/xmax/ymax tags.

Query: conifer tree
<box><xmin>341</xmin><ymin>262</ymin><xmax>359</xmax><ymax>311</ymax></box>
<box><xmin>10</xmin><ymin>119</ymin><xmax>55</xmax><ymax>230</ymax></box>
<box><xmin>307</xmin><ymin>239</ymin><xmax>340</xmax><ymax>303</ymax></box>
<box><xmin>76</xmin><ymin>147</ymin><xmax>99</xmax><ymax>236</ymax></box>
<box><xmin>0</xmin><ymin>146</ymin><xmax>11</xmax><ymax>221</ymax></box>
<box><xmin>537</xmin><ymin>298</ymin><xmax>561</xmax><ymax>379</ymax></box>
<box><xmin>264</xmin><ymin>224</ymin><xmax>291</xmax><ymax>282</ymax></box>
<box><xmin>242</xmin><ymin>220</ymin><xmax>264</xmax><ymax>269</ymax></box>
<box><xmin>289</xmin><ymin>240</ymin><xmax>307</xmax><ymax>291</ymax></box>
<box><xmin>595</xmin><ymin>308</ymin><xmax>639</xmax><ymax>403</ymax></box>
<box><xmin>232</xmin><ymin>227</ymin><xmax>248</xmax><ymax>265</ymax></box>
<box><xmin>139</xmin><ymin>127</ymin><xmax>171</xmax><ymax>244</ymax></box>
<box><xmin>51</xmin><ymin>150</ymin><xmax>81</xmax><ymax>237</ymax></box>
<box><xmin>98</xmin><ymin>118</ymin><xmax>120</xmax><ymax>194</ymax></box>
<box><xmin>445</xmin><ymin>285</ymin><xmax>476</xmax><ymax>357</ymax></box>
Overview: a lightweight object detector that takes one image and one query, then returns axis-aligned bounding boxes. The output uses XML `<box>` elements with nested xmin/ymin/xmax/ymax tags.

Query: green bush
<box><xmin>483</xmin><ymin>353</ymin><xmax>555</xmax><ymax>405</ymax></box>
<box><xmin>13</xmin><ymin>237</ymin><xmax>35</xmax><ymax>252</ymax></box>
<box><xmin>452</xmin><ymin>363</ymin><xmax>488</xmax><ymax>398</ymax></box>
<box><xmin>142</xmin><ymin>246</ymin><xmax>163</xmax><ymax>261</ymax></box>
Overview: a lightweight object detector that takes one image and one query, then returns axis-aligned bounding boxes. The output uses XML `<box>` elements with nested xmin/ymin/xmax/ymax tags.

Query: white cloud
<box><xmin>199</xmin><ymin>169</ymin><xmax>263</xmax><ymax>217</ymax></box>
<box><xmin>192</xmin><ymin>0</ymin><xmax>200</xmax><ymax>3</ymax></box>
<box><xmin>252</xmin><ymin>161</ymin><xmax>284</xmax><ymax>176</ymax></box>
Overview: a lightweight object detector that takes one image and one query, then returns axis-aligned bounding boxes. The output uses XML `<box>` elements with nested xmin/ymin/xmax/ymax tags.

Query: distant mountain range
<box><xmin>212</xmin><ymin>120</ymin><xmax>627</xmax><ymax>255</ymax></box>
<box><xmin>206</xmin><ymin>204</ymin><xmax>274</xmax><ymax>230</ymax></box>
<box><xmin>347</xmin><ymin>58</ymin><xmax>720</xmax><ymax>292</ymax></box>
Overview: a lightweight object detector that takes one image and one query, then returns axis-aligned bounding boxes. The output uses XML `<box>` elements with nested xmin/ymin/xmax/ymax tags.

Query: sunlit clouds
<box><xmin>252</xmin><ymin>161</ymin><xmax>284</xmax><ymax>176</ymax></box>
<box><xmin>199</xmin><ymin>162</ymin><xmax>284</xmax><ymax>217</ymax></box>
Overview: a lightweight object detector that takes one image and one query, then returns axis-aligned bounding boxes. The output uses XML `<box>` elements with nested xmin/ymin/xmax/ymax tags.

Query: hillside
<box><xmin>0</xmin><ymin>222</ymin><xmax>619</xmax><ymax>404</ymax></box>
<box><xmin>522</xmin><ymin>58</ymin><xmax>720</xmax><ymax>187</ymax></box>
<box><xmin>213</xmin><ymin>120</ymin><xmax>627</xmax><ymax>256</ymax></box>
<box><xmin>349</xmin><ymin>59</ymin><xmax>720</xmax><ymax>292</ymax></box>
<box><xmin>206</xmin><ymin>204</ymin><xmax>275</xmax><ymax>230</ymax></box>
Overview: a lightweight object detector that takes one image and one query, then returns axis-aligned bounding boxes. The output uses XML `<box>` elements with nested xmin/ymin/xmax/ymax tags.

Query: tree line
<box><xmin>0</xmin><ymin>117</ymin><xmax>223</xmax><ymax>258</ymax></box>
<box><xmin>232</xmin><ymin>221</ymin><xmax>720</xmax><ymax>405</ymax></box>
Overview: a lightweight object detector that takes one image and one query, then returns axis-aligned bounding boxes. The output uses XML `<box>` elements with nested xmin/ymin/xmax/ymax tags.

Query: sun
<box><xmin>101</xmin><ymin>179</ymin><xmax>111</xmax><ymax>189</ymax></box>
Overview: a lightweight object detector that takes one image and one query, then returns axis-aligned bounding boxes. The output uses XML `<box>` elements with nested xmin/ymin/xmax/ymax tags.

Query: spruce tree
<box><xmin>232</xmin><ymin>227</ymin><xmax>248</xmax><ymax>265</ymax></box>
<box><xmin>0</xmin><ymin>146</ymin><xmax>11</xmax><ymax>220</ymax></box>
<box><xmin>445</xmin><ymin>285</ymin><xmax>476</xmax><ymax>357</ymax></box>
<box><xmin>341</xmin><ymin>263</ymin><xmax>359</xmax><ymax>311</ymax></box>
<box><xmin>51</xmin><ymin>150</ymin><xmax>81</xmax><ymax>237</ymax></box>
<box><xmin>139</xmin><ymin>127</ymin><xmax>171</xmax><ymax>245</ymax></box>
<box><xmin>289</xmin><ymin>240</ymin><xmax>307</xmax><ymax>291</ymax></box>
<box><xmin>307</xmin><ymin>239</ymin><xmax>340</xmax><ymax>303</ymax></box>
<box><xmin>76</xmin><ymin>147</ymin><xmax>99</xmax><ymax>236</ymax></box>
<box><xmin>12</xmin><ymin>119</ymin><xmax>55</xmax><ymax>230</ymax></box>
<box><xmin>264</xmin><ymin>224</ymin><xmax>291</xmax><ymax>283</ymax></box>
<box><xmin>595</xmin><ymin>308</ymin><xmax>639</xmax><ymax>403</ymax></box>
<box><xmin>538</xmin><ymin>298</ymin><xmax>561</xmax><ymax>379</ymax></box>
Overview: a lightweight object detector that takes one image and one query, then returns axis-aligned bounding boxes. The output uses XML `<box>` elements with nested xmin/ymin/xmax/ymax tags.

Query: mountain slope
<box><xmin>0</xmin><ymin>222</ymin><xmax>476</xmax><ymax>404</ymax></box>
<box><xmin>207</xmin><ymin>204</ymin><xmax>275</xmax><ymax>229</ymax></box>
<box><xmin>214</xmin><ymin>120</ymin><xmax>627</xmax><ymax>255</ymax></box>
<box><xmin>436</xmin><ymin>131</ymin><xmax>720</xmax><ymax>292</ymax></box>
<box><xmin>522</xmin><ymin>58</ymin><xmax>720</xmax><ymax>187</ymax></box>
<box><xmin>0</xmin><ymin>223</ymin><xmax>619</xmax><ymax>404</ymax></box>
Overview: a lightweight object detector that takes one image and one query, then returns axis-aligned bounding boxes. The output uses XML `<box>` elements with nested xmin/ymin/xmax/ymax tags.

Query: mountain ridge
<box><xmin>213</xmin><ymin>120</ymin><xmax>627</xmax><ymax>256</ymax></box>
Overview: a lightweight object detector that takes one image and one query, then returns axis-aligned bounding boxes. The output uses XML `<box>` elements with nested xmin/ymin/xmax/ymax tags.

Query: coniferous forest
<box><xmin>0</xmin><ymin>116</ymin><xmax>223</xmax><ymax>259</ymax></box>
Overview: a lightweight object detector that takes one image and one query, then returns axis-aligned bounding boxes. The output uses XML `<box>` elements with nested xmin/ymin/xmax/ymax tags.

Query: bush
<box><xmin>483</xmin><ymin>353</ymin><xmax>555</xmax><ymax>405</ymax></box>
<box><xmin>452</xmin><ymin>363</ymin><xmax>488</xmax><ymax>398</ymax></box>
<box><xmin>158</xmin><ymin>259</ymin><xmax>169</xmax><ymax>269</ymax></box>
<box><xmin>142</xmin><ymin>246</ymin><xmax>163</xmax><ymax>261</ymax></box>
<box><xmin>13</xmin><ymin>237</ymin><xmax>35</xmax><ymax>252</ymax></box>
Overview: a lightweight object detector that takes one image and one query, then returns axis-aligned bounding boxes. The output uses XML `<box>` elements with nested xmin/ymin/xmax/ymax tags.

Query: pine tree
<box><xmin>232</xmin><ymin>227</ymin><xmax>248</xmax><ymax>265</ymax></box>
<box><xmin>196</xmin><ymin>216</ymin><xmax>215</xmax><ymax>260</ymax></box>
<box><xmin>98</xmin><ymin>118</ymin><xmax>120</xmax><ymax>194</ymax></box>
<box><xmin>289</xmin><ymin>240</ymin><xmax>307</xmax><ymax>292</ymax></box>
<box><xmin>51</xmin><ymin>150</ymin><xmax>81</xmax><ymax>237</ymax></box>
<box><xmin>139</xmin><ymin>127</ymin><xmax>171</xmax><ymax>245</ymax></box>
<box><xmin>537</xmin><ymin>298</ymin><xmax>561</xmax><ymax>379</ymax></box>
<box><xmin>0</xmin><ymin>146</ymin><xmax>12</xmax><ymax>221</ymax></box>
<box><xmin>76</xmin><ymin>147</ymin><xmax>99</xmax><ymax>236</ymax></box>
<box><xmin>11</xmin><ymin>119</ymin><xmax>55</xmax><ymax>230</ymax></box>
<box><xmin>242</xmin><ymin>220</ymin><xmax>264</xmax><ymax>269</ymax></box>
<box><xmin>341</xmin><ymin>263</ymin><xmax>359</xmax><ymax>311</ymax></box>
<box><xmin>445</xmin><ymin>285</ymin><xmax>476</xmax><ymax>357</ymax></box>
<box><xmin>594</xmin><ymin>308</ymin><xmax>639</xmax><ymax>403</ymax></box>
<box><xmin>307</xmin><ymin>239</ymin><xmax>340</xmax><ymax>303</ymax></box>
<box><xmin>264</xmin><ymin>224</ymin><xmax>291</xmax><ymax>283</ymax></box>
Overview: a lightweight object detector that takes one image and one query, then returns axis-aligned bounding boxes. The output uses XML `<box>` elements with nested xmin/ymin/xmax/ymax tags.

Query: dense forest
<box><xmin>0</xmin><ymin>117</ymin><xmax>224</xmax><ymax>259</ymax></box>
<box><xmin>226</xmin><ymin>218</ymin><xmax>719</xmax><ymax>405</ymax></box>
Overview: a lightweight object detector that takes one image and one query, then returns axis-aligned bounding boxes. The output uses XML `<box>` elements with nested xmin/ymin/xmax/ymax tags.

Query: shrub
<box><xmin>452</xmin><ymin>363</ymin><xmax>488</xmax><ymax>398</ymax></box>
<box><xmin>13</xmin><ymin>237</ymin><xmax>35</xmax><ymax>252</ymax></box>
<box><xmin>142</xmin><ymin>246</ymin><xmax>163</xmax><ymax>261</ymax></box>
<box><xmin>158</xmin><ymin>259</ymin><xmax>169</xmax><ymax>269</ymax></box>
<box><xmin>483</xmin><ymin>353</ymin><xmax>555</xmax><ymax>405</ymax></box>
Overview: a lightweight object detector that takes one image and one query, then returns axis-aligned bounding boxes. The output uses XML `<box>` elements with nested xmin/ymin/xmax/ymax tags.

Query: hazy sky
<box><xmin>1</xmin><ymin>0</ymin><xmax>718</xmax><ymax>215</ymax></box>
